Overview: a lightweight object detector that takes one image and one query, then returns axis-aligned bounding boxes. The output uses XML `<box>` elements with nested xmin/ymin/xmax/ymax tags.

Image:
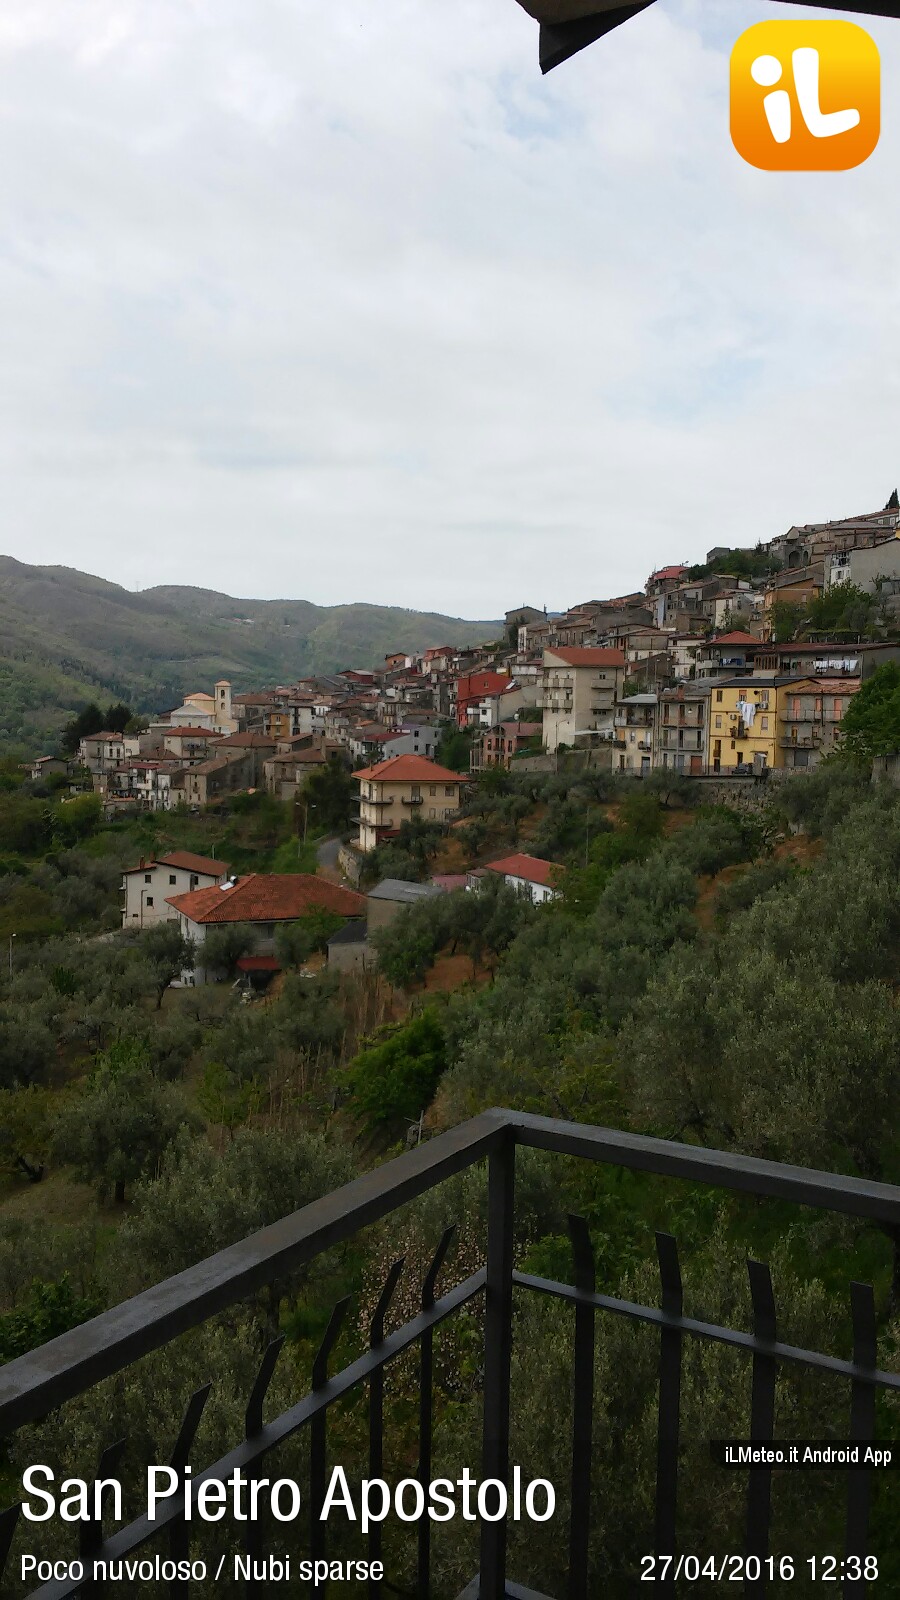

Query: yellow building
<box><xmin>264</xmin><ymin>707</ymin><xmax>293</xmax><ymax>741</ymax></box>
<box><xmin>354</xmin><ymin>754</ymin><xmax>468</xmax><ymax>853</ymax></box>
<box><xmin>707</xmin><ymin>676</ymin><xmax>797</xmax><ymax>773</ymax></box>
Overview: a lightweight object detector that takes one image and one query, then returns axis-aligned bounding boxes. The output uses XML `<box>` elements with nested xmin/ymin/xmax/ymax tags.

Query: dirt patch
<box><xmin>773</xmin><ymin>834</ymin><xmax>824</xmax><ymax>865</ymax></box>
<box><xmin>423</xmin><ymin>951</ymin><xmax>493</xmax><ymax>993</ymax></box>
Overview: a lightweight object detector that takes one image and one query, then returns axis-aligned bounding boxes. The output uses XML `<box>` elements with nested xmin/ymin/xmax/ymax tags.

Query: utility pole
<box><xmin>8</xmin><ymin>933</ymin><xmax>16</xmax><ymax>979</ymax></box>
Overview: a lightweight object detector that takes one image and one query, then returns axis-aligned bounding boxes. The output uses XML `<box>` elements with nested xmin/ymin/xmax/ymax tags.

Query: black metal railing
<box><xmin>2</xmin><ymin>1109</ymin><xmax>900</xmax><ymax>1599</ymax></box>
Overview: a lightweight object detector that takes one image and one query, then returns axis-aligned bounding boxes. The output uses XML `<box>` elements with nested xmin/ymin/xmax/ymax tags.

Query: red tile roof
<box><xmin>217</xmin><ymin>732</ymin><xmax>277</xmax><ymax>748</ymax></box>
<box><xmin>167</xmin><ymin>874</ymin><xmax>365</xmax><ymax>924</ymax></box>
<box><xmin>353</xmin><ymin>754</ymin><xmax>468</xmax><ymax>784</ymax></box>
<box><xmin>650</xmin><ymin>565</ymin><xmax>689</xmax><ymax>581</ymax></box>
<box><xmin>165</xmin><ymin>727</ymin><xmax>223</xmax><ymax>739</ymax></box>
<box><xmin>482</xmin><ymin>854</ymin><xmax>559</xmax><ymax>888</ymax></box>
<box><xmin>124</xmin><ymin>851</ymin><xmax>227</xmax><ymax>878</ymax></box>
<box><xmin>431</xmin><ymin>873</ymin><xmax>468</xmax><ymax>891</ymax></box>
<box><xmin>545</xmin><ymin>648</ymin><xmax>626</xmax><ymax>667</ymax></box>
<box><xmin>159</xmin><ymin>851</ymin><xmax>228</xmax><ymax>877</ymax></box>
<box><xmin>711</xmin><ymin>631</ymin><xmax>759</xmax><ymax>646</ymax></box>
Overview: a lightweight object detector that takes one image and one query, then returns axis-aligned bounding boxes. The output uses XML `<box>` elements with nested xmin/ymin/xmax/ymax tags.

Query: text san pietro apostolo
<box><xmin>21</xmin><ymin>1463</ymin><xmax>556</xmax><ymax>1528</ymax></box>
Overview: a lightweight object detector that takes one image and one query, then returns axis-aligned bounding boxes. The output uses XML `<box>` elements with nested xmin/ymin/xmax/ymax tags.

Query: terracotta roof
<box><xmin>710</xmin><ymin>631</ymin><xmax>759</xmax><ymax>646</ymax></box>
<box><xmin>124</xmin><ymin>850</ymin><xmax>227</xmax><ymax>878</ymax></box>
<box><xmin>544</xmin><ymin>648</ymin><xmax>626</xmax><ymax>667</ymax></box>
<box><xmin>159</xmin><ymin>851</ymin><xmax>228</xmax><ymax>877</ymax></box>
<box><xmin>650</xmin><ymin>565</ymin><xmax>689</xmax><ymax>581</ymax></box>
<box><xmin>482</xmin><ymin>854</ymin><xmax>559</xmax><ymax>887</ymax></box>
<box><xmin>165</xmin><ymin>727</ymin><xmax>223</xmax><ymax>739</ymax></box>
<box><xmin>216</xmin><ymin>732</ymin><xmax>277</xmax><ymax>748</ymax></box>
<box><xmin>268</xmin><ymin>749</ymin><xmax>329</xmax><ymax>766</ymax></box>
<box><xmin>353</xmin><ymin>754</ymin><xmax>468</xmax><ymax>783</ymax></box>
<box><xmin>167</xmin><ymin>874</ymin><xmax>365</xmax><ymax>924</ymax></box>
<box><xmin>85</xmin><ymin>731</ymin><xmax>124</xmax><ymax>741</ymax></box>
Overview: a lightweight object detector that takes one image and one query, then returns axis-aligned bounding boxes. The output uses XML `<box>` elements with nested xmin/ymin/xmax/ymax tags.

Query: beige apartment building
<box><xmin>655</xmin><ymin>685</ymin><xmax>711</xmax><ymax>773</ymax></box>
<box><xmin>541</xmin><ymin>647</ymin><xmax>627</xmax><ymax>753</ymax></box>
<box><xmin>614</xmin><ymin>694</ymin><xmax>656</xmax><ymax>774</ymax></box>
<box><xmin>354</xmin><ymin>754</ymin><xmax>468</xmax><ymax>853</ymax></box>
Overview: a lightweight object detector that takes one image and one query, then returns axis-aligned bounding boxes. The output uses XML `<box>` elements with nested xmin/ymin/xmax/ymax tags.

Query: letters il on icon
<box><xmin>730</xmin><ymin>21</ymin><xmax>880</xmax><ymax>171</ymax></box>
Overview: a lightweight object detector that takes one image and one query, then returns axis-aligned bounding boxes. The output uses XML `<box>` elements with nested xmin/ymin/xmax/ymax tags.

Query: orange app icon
<box><xmin>731</xmin><ymin>21</ymin><xmax>880</xmax><ymax>171</ymax></box>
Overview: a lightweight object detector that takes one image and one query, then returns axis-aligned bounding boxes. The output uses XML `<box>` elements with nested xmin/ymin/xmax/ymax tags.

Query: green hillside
<box><xmin>0</xmin><ymin>557</ymin><xmax>498</xmax><ymax>750</ymax></box>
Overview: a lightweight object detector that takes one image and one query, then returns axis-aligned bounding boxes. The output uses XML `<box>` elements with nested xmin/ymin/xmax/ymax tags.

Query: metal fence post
<box><xmin>479</xmin><ymin>1131</ymin><xmax>516</xmax><ymax>1599</ymax></box>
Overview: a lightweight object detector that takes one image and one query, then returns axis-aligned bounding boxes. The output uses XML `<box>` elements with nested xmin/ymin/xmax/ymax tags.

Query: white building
<box><xmin>121</xmin><ymin>851</ymin><xmax>229</xmax><ymax>929</ymax></box>
<box><xmin>541</xmin><ymin>647</ymin><xmax>627</xmax><ymax>752</ymax></box>
<box><xmin>467</xmin><ymin>853</ymin><xmax>559</xmax><ymax>905</ymax></box>
<box><xmin>166</xmin><ymin>873</ymin><xmax>366</xmax><ymax>982</ymax></box>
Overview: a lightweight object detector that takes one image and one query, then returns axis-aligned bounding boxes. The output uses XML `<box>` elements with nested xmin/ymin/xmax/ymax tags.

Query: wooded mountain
<box><xmin>0</xmin><ymin>556</ymin><xmax>498</xmax><ymax>749</ymax></box>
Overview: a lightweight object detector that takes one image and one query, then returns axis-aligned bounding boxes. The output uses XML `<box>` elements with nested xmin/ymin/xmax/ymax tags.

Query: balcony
<box><xmin>1</xmin><ymin>1111</ymin><xmax>895</xmax><ymax>1598</ymax></box>
<box><xmin>402</xmin><ymin>793</ymin><xmax>424</xmax><ymax>806</ymax></box>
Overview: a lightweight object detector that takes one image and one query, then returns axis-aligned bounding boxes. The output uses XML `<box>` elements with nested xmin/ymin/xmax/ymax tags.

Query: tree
<box><xmin>0</xmin><ymin>1276</ymin><xmax>100</xmax><ymax>1361</ymax></box>
<box><xmin>768</xmin><ymin>601</ymin><xmax>804</xmax><ymax>642</ymax></box>
<box><xmin>436</xmin><ymin>724</ymin><xmax>472</xmax><ymax>773</ymax></box>
<box><xmin>53</xmin><ymin>1050</ymin><xmax>199</xmax><ymax>1203</ymax></box>
<box><xmin>275</xmin><ymin>908</ymin><xmax>345</xmax><ymax>968</ymax></box>
<box><xmin>0</xmin><ymin>794</ymin><xmax>52</xmax><ymax>854</ymax></box>
<box><xmin>838</xmin><ymin>661</ymin><xmax>900</xmax><ymax>760</ymax></box>
<box><xmin>347</xmin><ymin>1010</ymin><xmax>447</xmax><ymax>1127</ymax></box>
<box><xmin>51</xmin><ymin>793</ymin><xmax>102</xmax><ymax>848</ymax></box>
<box><xmin>115</xmin><ymin>1126</ymin><xmax>351</xmax><ymax>1284</ymax></box>
<box><xmin>137</xmin><ymin>922</ymin><xmax>194</xmax><ymax>1007</ymax></box>
<box><xmin>196</xmin><ymin>1060</ymin><xmax>262</xmax><ymax>1136</ymax></box>
<box><xmin>372</xmin><ymin>904</ymin><xmax>447</xmax><ymax>987</ymax></box>
<box><xmin>200</xmin><ymin>923</ymin><xmax>252</xmax><ymax>977</ymax></box>
<box><xmin>0</xmin><ymin>1085</ymin><xmax>56</xmax><ymax>1181</ymax></box>
<box><xmin>60</xmin><ymin>702</ymin><xmax>133</xmax><ymax>754</ymax></box>
<box><xmin>301</xmin><ymin>758</ymin><xmax>355</xmax><ymax>831</ymax></box>
<box><xmin>805</xmin><ymin>582</ymin><xmax>878</xmax><ymax>638</ymax></box>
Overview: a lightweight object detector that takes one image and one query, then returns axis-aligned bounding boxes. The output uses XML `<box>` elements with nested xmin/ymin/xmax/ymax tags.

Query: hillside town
<box><xmin>24</xmin><ymin>493</ymin><xmax>894</xmax><ymax>980</ymax></box>
<box><xmin>60</xmin><ymin>492</ymin><xmax>900</xmax><ymax>808</ymax></box>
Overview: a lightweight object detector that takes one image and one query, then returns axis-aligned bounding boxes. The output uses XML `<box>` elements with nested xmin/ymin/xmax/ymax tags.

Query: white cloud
<box><xmin>0</xmin><ymin>0</ymin><xmax>898</xmax><ymax>613</ymax></box>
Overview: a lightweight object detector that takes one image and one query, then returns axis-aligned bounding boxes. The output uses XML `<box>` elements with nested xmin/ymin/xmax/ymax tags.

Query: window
<box><xmin>429</xmin><ymin>785</ymin><xmax>437</xmax><ymax>796</ymax></box>
<box><xmin>169</xmin><ymin>874</ymin><xmax>177</xmax><ymax>885</ymax></box>
<box><xmin>716</xmin><ymin>690</ymin><xmax>723</xmax><ymax>703</ymax></box>
<box><xmin>428</xmin><ymin>808</ymin><xmax>436</xmax><ymax>818</ymax></box>
<box><xmin>444</xmin><ymin>786</ymin><xmax>454</xmax><ymax>796</ymax></box>
<box><xmin>790</xmin><ymin>697</ymin><xmax>800</xmax><ymax>719</ymax></box>
<box><xmin>714</xmin><ymin>715</ymin><xmax>722</xmax><ymax>729</ymax></box>
<box><xmin>144</xmin><ymin>873</ymin><xmax>152</xmax><ymax>884</ymax></box>
<box><xmin>761</xmin><ymin>716</ymin><xmax>769</xmax><ymax>731</ymax></box>
<box><xmin>833</xmin><ymin>698</ymin><xmax>843</xmax><ymax>721</ymax></box>
<box><xmin>145</xmin><ymin>896</ymin><xmax>154</xmax><ymax>907</ymax></box>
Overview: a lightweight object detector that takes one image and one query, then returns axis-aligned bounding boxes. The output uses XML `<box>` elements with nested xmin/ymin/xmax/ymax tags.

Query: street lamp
<box><xmin>8</xmin><ymin>932</ymin><xmax>16</xmax><ymax>980</ymax></box>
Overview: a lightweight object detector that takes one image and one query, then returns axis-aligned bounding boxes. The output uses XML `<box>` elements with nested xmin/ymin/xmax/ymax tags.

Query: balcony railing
<box><xmin>2</xmin><ymin>1110</ymin><xmax>898</xmax><ymax>1599</ymax></box>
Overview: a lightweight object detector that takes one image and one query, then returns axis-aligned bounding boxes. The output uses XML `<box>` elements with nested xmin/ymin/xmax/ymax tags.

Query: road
<box><xmin>316</xmin><ymin>834</ymin><xmax>344</xmax><ymax>883</ymax></box>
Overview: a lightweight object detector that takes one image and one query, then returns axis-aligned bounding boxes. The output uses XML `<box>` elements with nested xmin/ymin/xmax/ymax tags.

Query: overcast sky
<box><xmin>1</xmin><ymin>1</ymin><xmax>898</xmax><ymax>616</ymax></box>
